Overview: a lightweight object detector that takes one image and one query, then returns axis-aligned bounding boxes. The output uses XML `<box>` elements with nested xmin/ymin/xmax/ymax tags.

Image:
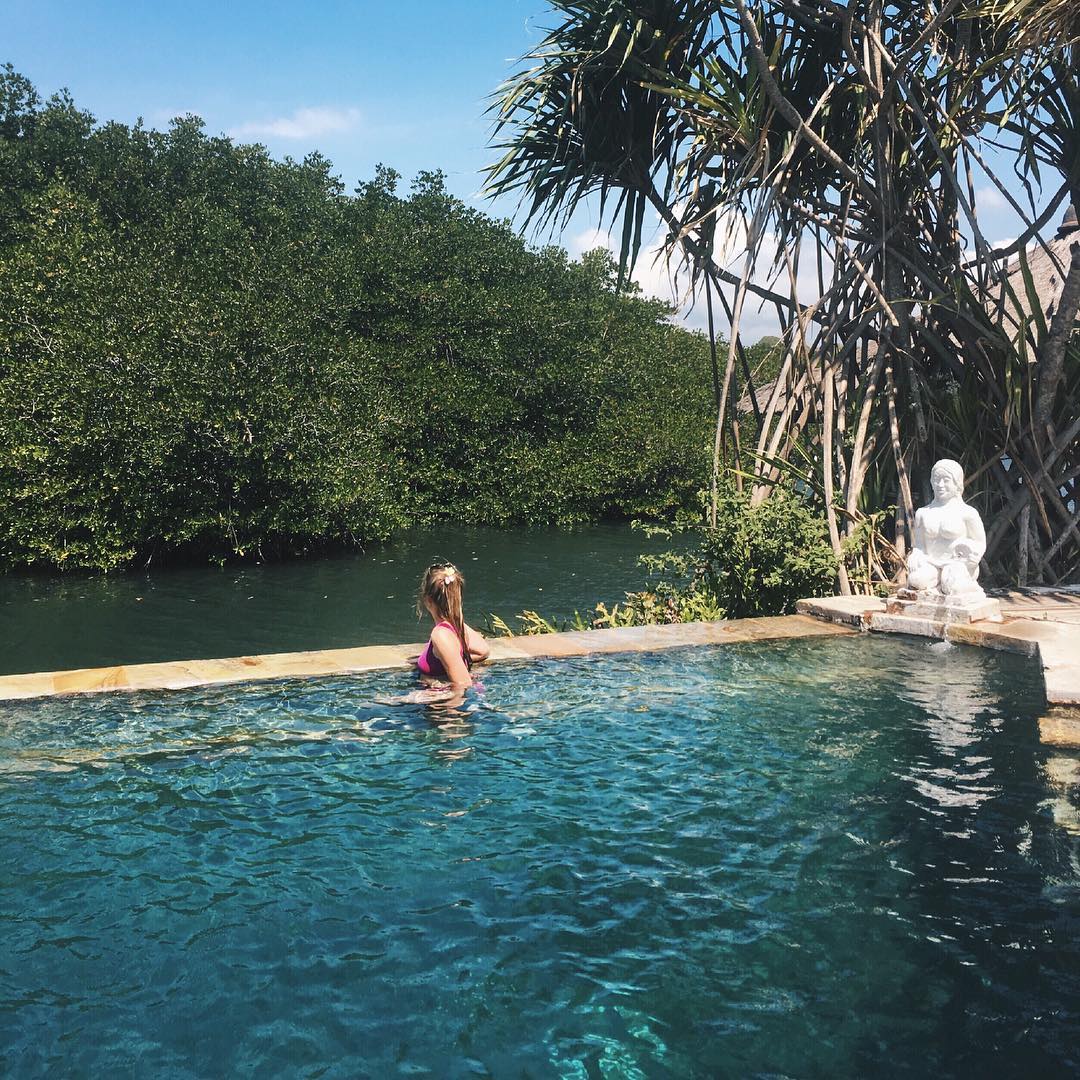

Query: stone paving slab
<box><xmin>0</xmin><ymin>643</ymin><xmax>425</xmax><ymax>701</ymax></box>
<box><xmin>0</xmin><ymin>614</ymin><xmax>853</xmax><ymax>702</ymax></box>
<box><xmin>869</xmin><ymin>612</ymin><xmax>948</xmax><ymax>639</ymax></box>
<box><xmin>796</xmin><ymin>595</ymin><xmax>883</xmax><ymax>627</ymax></box>
<box><xmin>991</xmin><ymin>587</ymin><xmax>1080</xmax><ymax>625</ymax></box>
<box><xmin>945</xmin><ymin>620</ymin><xmax>1042</xmax><ymax>658</ymax></box>
<box><xmin>1040</xmin><ymin>710</ymin><xmax>1080</xmax><ymax>750</ymax></box>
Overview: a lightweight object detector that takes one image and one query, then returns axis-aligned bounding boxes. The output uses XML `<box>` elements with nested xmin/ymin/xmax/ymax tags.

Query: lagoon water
<box><xmin>0</xmin><ymin>525</ymin><xmax>688</xmax><ymax>676</ymax></box>
<box><xmin>1</xmin><ymin>636</ymin><xmax>1077</xmax><ymax>1077</ymax></box>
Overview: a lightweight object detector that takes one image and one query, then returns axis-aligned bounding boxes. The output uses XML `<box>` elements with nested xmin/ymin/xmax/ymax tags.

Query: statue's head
<box><xmin>931</xmin><ymin>458</ymin><xmax>964</xmax><ymax>500</ymax></box>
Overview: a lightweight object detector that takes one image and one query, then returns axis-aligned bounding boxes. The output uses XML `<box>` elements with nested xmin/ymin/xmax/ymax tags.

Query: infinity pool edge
<box><xmin>0</xmin><ymin>614</ymin><xmax>853</xmax><ymax>701</ymax></box>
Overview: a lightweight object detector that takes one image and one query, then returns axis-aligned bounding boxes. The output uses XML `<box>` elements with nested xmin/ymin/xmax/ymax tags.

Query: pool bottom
<box><xmin>0</xmin><ymin>635</ymin><xmax>1076</xmax><ymax>1078</ymax></box>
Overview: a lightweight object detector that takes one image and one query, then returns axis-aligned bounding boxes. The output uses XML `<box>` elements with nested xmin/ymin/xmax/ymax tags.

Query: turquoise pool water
<box><xmin>1</xmin><ymin>636</ymin><xmax>1077</xmax><ymax>1077</ymax></box>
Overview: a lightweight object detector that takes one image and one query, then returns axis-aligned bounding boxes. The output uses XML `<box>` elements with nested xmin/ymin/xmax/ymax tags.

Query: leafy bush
<box><xmin>0</xmin><ymin>68</ymin><xmax>715</xmax><ymax>570</ymax></box>
<box><xmin>696</xmin><ymin>486</ymin><xmax>839</xmax><ymax>617</ymax></box>
<box><xmin>489</xmin><ymin>486</ymin><xmax>839</xmax><ymax>634</ymax></box>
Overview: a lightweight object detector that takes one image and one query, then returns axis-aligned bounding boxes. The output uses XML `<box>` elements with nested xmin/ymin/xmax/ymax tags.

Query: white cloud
<box><xmin>228</xmin><ymin>106</ymin><xmax>362</xmax><ymax>141</ymax></box>
<box><xmin>569</xmin><ymin>226</ymin><xmax>691</xmax><ymax>308</ymax></box>
<box><xmin>569</xmin><ymin>226</ymin><xmax>610</xmax><ymax>257</ymax></box>
<box><xmin>975</xmin><ymin>185</ymin><xmax>1009</xmax><ymax>212</ymax></box>
<box><xmin>567</xmin><ymin>215</ymin><xmax>824</xmax><ymax>342</ymax></box>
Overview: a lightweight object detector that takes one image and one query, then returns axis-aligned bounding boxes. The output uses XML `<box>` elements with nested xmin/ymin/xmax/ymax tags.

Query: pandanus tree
<box><xmin>485</xmin><ymin>1</ymin><xmax>1080</xmax><ymax>588</ymax></box>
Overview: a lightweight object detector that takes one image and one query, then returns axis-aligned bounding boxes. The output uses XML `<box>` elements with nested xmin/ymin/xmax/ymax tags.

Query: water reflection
<box><xmin>899</xmin><ymin>642</ymin><xmax>1002</xmax><ymax>810</ymax></box>
<box><xmin>0</xmin><ymin>524</ymin><xmax>689</xmax><ymax>675</ymax></box>
<box><xmin>1042</xmin><ymin>753</ymin><xmax>1080</xmax><ymax>837</ymax></box>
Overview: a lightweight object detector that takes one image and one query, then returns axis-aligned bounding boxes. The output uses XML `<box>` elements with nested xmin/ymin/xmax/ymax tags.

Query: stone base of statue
<box><xmin>870</xmin><ymin>589</ymin><xmax>1003</xmax><ymax>639</ymax></box>
<box><xmin>886</xmin><ymin>589</ymin><xmax>1002</xmax><ymax>624</ymax></box>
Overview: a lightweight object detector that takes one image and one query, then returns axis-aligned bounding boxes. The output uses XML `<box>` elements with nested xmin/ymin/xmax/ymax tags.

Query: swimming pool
<box><xmin>1</xmin><ymin>636</ymin><xmax>1077</xmax><ymax>1076</ymax></box>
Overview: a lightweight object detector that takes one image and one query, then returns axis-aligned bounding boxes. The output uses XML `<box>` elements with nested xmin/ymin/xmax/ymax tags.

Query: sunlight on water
<box><xmin>0</xmin><ymin>636</ymin><xmax>1077</xmax><ymax>1077</ymax></box>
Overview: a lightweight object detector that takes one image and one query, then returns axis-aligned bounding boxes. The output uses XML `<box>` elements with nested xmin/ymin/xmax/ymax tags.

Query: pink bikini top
<box><xmin>416</xmin><ymin>620</ymin><xmax>471</xmax><ymax>679</ymax></box>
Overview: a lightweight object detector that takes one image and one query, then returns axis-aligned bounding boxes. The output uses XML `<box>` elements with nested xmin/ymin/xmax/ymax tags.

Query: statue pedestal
<box><xmin>871</xmin><ymin>589</ymin><xmax>1003</xmax><ymax>639</ymax></box>
<box><xmin>886</xmin><ymin>590</ymin><xmax>1003</xmax><ymax>624</ymax></box>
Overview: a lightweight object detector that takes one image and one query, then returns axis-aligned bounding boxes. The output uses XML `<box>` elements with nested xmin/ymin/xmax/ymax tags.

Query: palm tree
<box><xmin>981</xmin><ymin>0</ymin><xmax>1080</xmax><ymax>50</ymax></box>
<box><xmin>486</xmin><ymin>0</ymin><xmax>1079</xmax><ymax>588</ymax></box>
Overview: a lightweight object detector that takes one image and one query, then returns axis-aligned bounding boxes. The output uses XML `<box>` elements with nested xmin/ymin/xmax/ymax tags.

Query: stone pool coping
<box><xmin>0</xmin><ymin>614</ymin><xmax>853</xmax><ymax>702</ymax></box>
<box><xmin>4</xmin><ymin>600</ymin><xmax>1076</xmax><ymax>747</ymax></box>
<box><xmin>797</xmin><ymin>594</ymin><xmax>1080</xmax><ymax>746</ymax></box>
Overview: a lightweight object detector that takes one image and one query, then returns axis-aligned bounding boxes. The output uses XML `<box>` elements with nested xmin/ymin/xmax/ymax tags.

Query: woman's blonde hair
<box><xmin>417</xmin><ymin>562</ymin><xmax>466</xmax><ymax>646</ymax></box>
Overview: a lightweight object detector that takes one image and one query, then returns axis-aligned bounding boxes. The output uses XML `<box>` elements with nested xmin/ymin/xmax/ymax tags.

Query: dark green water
<box><xmin>1</xmin><ymin>636</ymin><xmax>1077</xmax><ymax>1077</ymax></box>
<box><xmin>0</xmin><ymin>525</ymin><xmax>686</xmax><ymax>675</ymax></box>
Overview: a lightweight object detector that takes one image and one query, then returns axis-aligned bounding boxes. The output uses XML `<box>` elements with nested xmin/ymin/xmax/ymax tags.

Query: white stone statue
<box><xmin>906</xmin><ymin>459</ymin><xmax>986</xmax><ymax>600</ymax></box>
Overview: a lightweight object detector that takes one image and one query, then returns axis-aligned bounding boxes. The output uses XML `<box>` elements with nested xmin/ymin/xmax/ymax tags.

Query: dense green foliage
<box><xmin>0</xmin><ymin>68</ymin><xmax>714</xmax><ymax>570</ymax></box>
<box><xmin>694</xmin><ymin>487</ymin><xmax>839</xmax><ymax>618</ymax></box>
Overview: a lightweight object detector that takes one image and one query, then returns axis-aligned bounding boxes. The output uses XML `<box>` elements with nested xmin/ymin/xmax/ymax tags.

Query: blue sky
<box><xmin>5</xmin><ymin>0</ymin><xmax>549</xmax><ymax>207</ymax></box>
<box><xmin>4</xmin><ymin>1</ymin><xmax>1062</xmax><ymax>339</ymax></box>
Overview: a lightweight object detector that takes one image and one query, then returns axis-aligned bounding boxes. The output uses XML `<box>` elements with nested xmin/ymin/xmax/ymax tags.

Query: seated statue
<box><xmin>906</xmin><ymin>459</ymin><xmax>986</xmax><ymax>600</ymax></box>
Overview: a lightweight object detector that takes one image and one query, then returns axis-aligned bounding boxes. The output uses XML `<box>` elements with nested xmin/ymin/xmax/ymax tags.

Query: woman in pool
<box><xmin>415</xmin><ymin>562</ymin><xmax>489</xmax><ymax>689</ymax></box>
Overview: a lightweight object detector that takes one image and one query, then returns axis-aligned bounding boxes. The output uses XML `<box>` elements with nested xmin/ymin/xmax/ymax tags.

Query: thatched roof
<box><xmin>736</xmin><ymin>341</ymin><xmax>874</xmax><ymax>415</ymax></box>
<box><xmin>992</xmin><ymin>205</ymin><xmax>1080</xmax><ymax>340</ymax></box>
<box><xmin>738</xmin><ymin>377</ymin><xmax>777</xmax><ymax>416</ymax></box>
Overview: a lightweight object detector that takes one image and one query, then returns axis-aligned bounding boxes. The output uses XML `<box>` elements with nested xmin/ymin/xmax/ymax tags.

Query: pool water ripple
<box><xmin>1</xmin><ymin>636</ymin><xmax>1078</xmax><ymax>1077</ymax></box>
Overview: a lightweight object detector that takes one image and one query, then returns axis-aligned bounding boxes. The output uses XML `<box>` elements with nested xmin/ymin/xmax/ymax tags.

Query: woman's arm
<box><xmin>430</xmin><ymin>625</ymin><xmax>473</xmax><ymax>688</ymax></box>
<box><xmin>464</xmin><ymin>623</ymin><xmax>490</xmax><ymax>663</ymax></box>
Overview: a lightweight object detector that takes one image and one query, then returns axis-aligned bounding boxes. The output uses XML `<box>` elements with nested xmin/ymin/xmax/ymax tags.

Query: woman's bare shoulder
<box><xmin>431</xmin><ymin>623</ymin><xmax>459</xmax><ymax>645</ymax></box>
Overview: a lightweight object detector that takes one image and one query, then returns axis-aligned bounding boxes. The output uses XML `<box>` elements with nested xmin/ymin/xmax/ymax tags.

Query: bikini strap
<box><xmin>432</xmin><ymin>619</ymin><xmax>471</xmax><ymax>669</ymax></box>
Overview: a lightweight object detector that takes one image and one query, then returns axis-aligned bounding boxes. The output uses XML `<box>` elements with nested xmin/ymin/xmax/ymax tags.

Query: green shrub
<box><xmin>0</xmin><ymin>69</ymin><xmax>715</xmax><ymax>570</ymax></box>
<box><xmin>489</xmin><ymin>486</ymin><xmax>839</xmax><ymax>634</ymax></box>
<box><xmin>697</xmin><ymin>486</ymin><xmax>839</xmax><ymax>617</ymax></box>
